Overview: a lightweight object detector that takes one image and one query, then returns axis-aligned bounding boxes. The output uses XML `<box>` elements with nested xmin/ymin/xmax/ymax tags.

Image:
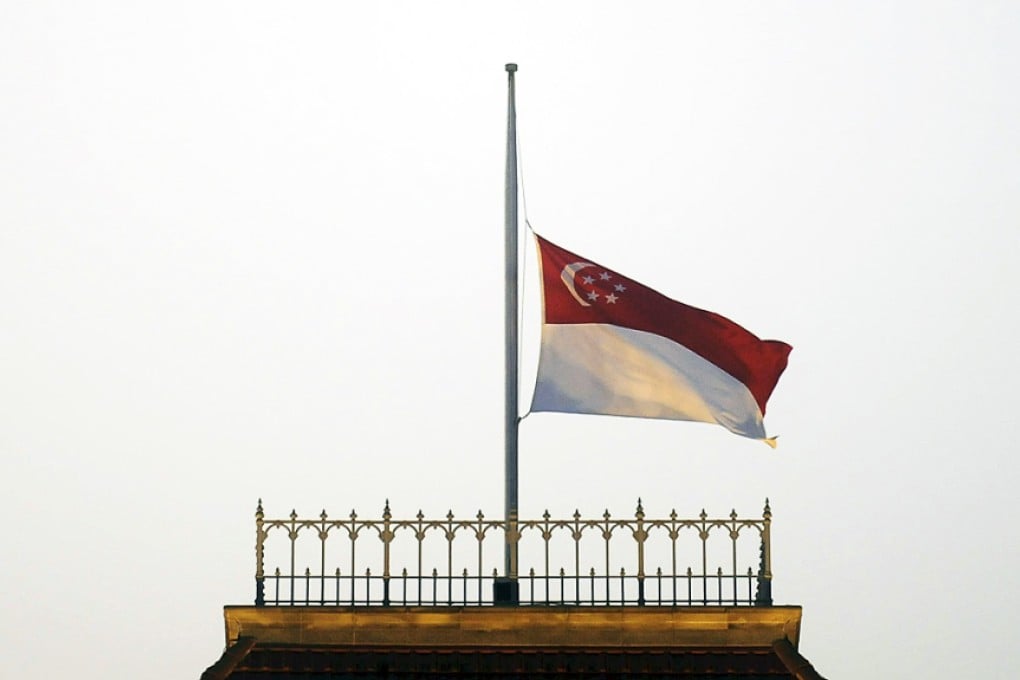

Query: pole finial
<box><xmin>505</xmin><ymin>63</ymin><xmax>517</xmax><ymax>72</ymax></box>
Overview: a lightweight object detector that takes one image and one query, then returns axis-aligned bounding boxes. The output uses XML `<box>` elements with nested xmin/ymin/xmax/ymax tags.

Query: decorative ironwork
<box><xmin>254</xmin><ymin>499</ymin><xmax>774</xmax><ymax>607</ymax></box>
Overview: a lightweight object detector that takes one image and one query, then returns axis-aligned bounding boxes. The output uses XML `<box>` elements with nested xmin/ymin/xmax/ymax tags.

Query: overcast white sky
<box><xmin>3</xmin><ymin>2</ymin><xmax>1019</xmax><ymax>677</ymax></box>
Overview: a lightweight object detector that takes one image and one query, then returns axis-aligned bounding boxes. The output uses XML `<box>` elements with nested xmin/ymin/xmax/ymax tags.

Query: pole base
<box><xmin>493</xmin><ymin>577</ymin><xmax>519</xmax><ymax>606</ymax></box>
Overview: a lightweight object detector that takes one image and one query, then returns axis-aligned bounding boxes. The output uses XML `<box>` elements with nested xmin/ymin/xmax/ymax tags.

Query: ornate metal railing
<box><xmin>254</xmin><ymin>499</ymin><xmax>773</xmax><ymax>607</ymax></box>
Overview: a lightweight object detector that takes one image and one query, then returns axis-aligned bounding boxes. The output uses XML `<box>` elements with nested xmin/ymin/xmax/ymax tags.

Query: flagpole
<box><xmin>503</xmin><ymin>63</ymin><xmax>520</xmax><ymax>593</ymax></box>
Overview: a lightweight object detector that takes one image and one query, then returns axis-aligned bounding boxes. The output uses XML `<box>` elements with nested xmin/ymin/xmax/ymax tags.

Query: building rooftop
<box><xmin>203</xmin><ymin>606</ymin><xmax>822</xmax><ymax>679</ymax></box>
<box><xmin>201</xmin><ymin>502</ymin><xmax>826</xmax><ymax>679</ymax></box>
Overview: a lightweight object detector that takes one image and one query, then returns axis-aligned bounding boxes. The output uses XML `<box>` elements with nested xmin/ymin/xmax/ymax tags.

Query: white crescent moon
<box><xmin>560</xmin><ymin>261</ymin><xmax>596</xmax><ymax>306</ymax></box>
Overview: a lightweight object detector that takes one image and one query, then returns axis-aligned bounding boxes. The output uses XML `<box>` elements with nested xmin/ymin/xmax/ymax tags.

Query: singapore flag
<box><xmin>530</xmin><ymin>234</ymin><xmax>792</xmax><ymax>446</ymax></box>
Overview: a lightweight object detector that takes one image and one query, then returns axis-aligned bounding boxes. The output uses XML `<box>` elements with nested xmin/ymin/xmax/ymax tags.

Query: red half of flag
<box><xmin>530</xmin><ymin>234</ymin><xmax>792</xmax><ymax>444</ymax></box>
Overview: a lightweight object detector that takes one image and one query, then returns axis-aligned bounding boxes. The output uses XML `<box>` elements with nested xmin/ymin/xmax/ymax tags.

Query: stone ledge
<box><xmin>224</xmin><ymin>606</ymin><xmax>802</xmax><ymax>649</ymax></box>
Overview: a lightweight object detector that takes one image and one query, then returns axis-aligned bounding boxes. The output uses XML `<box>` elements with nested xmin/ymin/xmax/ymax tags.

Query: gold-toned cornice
<box><xmin>224</xmin><ymin>605</ymin><xmax>802</xmax><ymax>650</ymax></box>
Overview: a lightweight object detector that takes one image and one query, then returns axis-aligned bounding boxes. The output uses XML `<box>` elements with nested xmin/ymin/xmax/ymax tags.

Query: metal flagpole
<box><xmin>500</xmin><ymin>62</ymin><xmax>520</xmax><ymax>603</ymax></box>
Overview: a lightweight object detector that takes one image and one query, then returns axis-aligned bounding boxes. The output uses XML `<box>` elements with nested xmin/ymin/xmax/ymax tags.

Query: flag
<box><xmin>530</xmin><ymin>234</ymin><xmax>792</xmax><ymax>445</ymax></box>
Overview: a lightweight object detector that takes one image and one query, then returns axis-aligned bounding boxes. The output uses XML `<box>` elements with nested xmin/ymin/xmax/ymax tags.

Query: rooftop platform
<box><xmin>204</xmin><ymin>605</ymin><xmax>820</xmax><ymax>679</ymax></box>
<box><xmin>201</xmin><ymin>501</ymin><xmax>825</xmax><ymax>678</ymax></box>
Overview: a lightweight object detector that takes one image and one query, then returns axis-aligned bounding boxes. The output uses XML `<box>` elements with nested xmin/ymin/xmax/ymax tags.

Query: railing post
<box><xmin>446</xmin><ymin>510</ymin><xmax>455</xmax><ymax>606</ymax></box>
<box><xmin>255</xmin><ymin>499</ymin><xmax>265</xmax><ymax>606</ymax></box>
<box><xmin>476</xmin><ymin>510</ymin><xmax>486</xmax><ymax>604</ymax></box>
<box><xmin>382</xmin><ymin>500</ymin><xmax>392</xmax><ymax>606</ymax></box>
<box><xmin>729</xmin><ymin>509</ymin><xmax>739</xmax><ymax>605</ymax></box>
<box><xmin>542</xmin><ymin>509</ymin><xmax>552</xmax><ymax>591</ymax></box>
<box><xmin>349</xmin><ymin>509</ymin><xmax>359</xmax><ymax>605</ymax></box>
<box><xmin>572</xmin><ymin>509</ymin><xmax>582</xmax><ymax>605</ymax></box>
<box><xmin>699</xmin><ymin>508</ymin><xmax>709</xmax><ymax>605</ymax></box>
<box><xmin>288</xmin><ymin>509</ymin><xmax>298</xmax><ymax>605</ymax></box>
<box><xmin>755</xmin><ymin>498</ymin><xmax>773</xmax><ymax>606</ymax></box>
<box><xmin>634</xmin><ymin>499</ymin><xmax>646</xmax><ymax>605</ymax></box>
<box><xmin>668</xmin><ymin>509</ymin><xmax>679</xmax><ymax>605</ymax></box>
<box><xmin>319</xmin><ymin>509</ymin><xmax>328</xmax><ymax>605</ymax></box>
